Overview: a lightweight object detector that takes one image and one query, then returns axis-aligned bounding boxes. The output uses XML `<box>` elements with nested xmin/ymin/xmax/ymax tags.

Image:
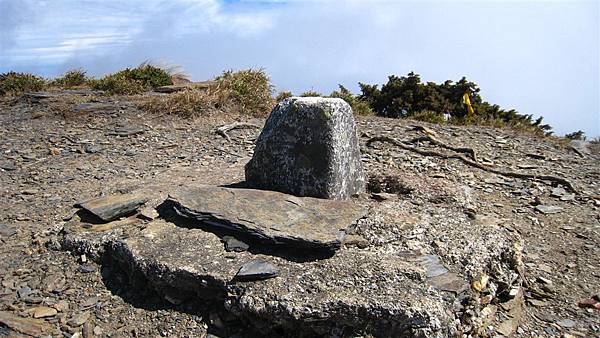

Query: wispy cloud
<box><xmin>0</xmin><ymin>0</ymin><xmax>598</xmax><ymax>136</ymax></box>
<box><xmin>0</xmin><ymin>0</ymin><xmax>274</xmax><ymax>64</ymax></box>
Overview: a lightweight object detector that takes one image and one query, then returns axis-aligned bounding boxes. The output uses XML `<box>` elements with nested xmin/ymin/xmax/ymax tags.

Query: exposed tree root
<box><xmin>215</xmin><ymin>122</ymin><xmax>260</xmax><ymax>142</ymax></box>
<box><xmin>366</xmin><ymin>135</ymin><xmax>579</xmax><ymax>194</ymax></box>
<box><xmin>408</xmin><ymin>135</ymin><xmax>478</xmax><ymax>161</ymax></box>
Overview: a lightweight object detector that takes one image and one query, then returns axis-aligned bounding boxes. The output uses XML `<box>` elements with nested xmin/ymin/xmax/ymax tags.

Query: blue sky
<box><xmin>1</xmin><ymin>0</ymin><xmax>598</xmax><ymax>136</ymax></box>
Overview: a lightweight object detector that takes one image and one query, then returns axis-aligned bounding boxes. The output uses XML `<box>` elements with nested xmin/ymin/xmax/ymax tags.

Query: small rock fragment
<box><xmin>68</xmin><ymin>311</ymin><xmax>90</xmax><ymax>327</ymax></box>
<box><xmin>81</xmin><ymin>297</ymin><xmax>98</xmax><ymax>309</ymax></box>
<box><xmin>471</xmin><ymin>274</ymin><xmax>489</xmax><ymax>292</ymax></box>
<box><xmin>93</xmin><ymin>326</ymin><xmax>103</xmax><ymax>336</ymax></box>
<box><xmin>82</xmin><ymin>320</ymin><xmax>94</xmax><ymax>338</ymax></box>
<box><xmin>0</xmin><ymin>311</ymin><xmax>52</xmax><ymax>337</ymax></box>
<box><xmin>342</xmin><ymin>234</ymin><xmax>370</xmax><ymax>248</ymax></box>
<box><xmin>84</xmin><ymin>144</ymin><xmax>101</xmax><ymax>154</ymax></box>
<box><xmin>578</xmin><ymin>297</ymin><xmax>600</xmax><ymax>310</ymax></box>
<box><xmin>168</xmin><ymin>186</ymin><xmax>365</xmax><ymax>251</ymax></box>
<box><xmin>79</xmin><ymin>264</ymin><xmax>96</xmax><ymax>273</ymax></box>
<box><xmin>0</xmin><ymin>162</ymin><xmax>17</xmax><ymax>171</ymax></box>
<box><xmin>0</xmin><ymin>224</ymin><xmax>17</xmax><ymax>238</ymax></box>
<box><xmin>535</xmin><ymin>205</ymin><xmax>563</xmax><ymax>215</ymax></box>
<box><xmin>52</xmin><ymin>300</ymin><xmax>69</xmax><ymax>312</ymax></box>
<box><xmin>528</xmin><ymin>299</ymin><xmax>547</xmax><ymax>307</ymax></box>
<box><xmin>18</xmin><ymin>286</ymin><xmax>33</xmax><ymax>298</ymax></box>
<box><xmin>222</xmin><ymin>236</ymin><xmax>249</xmax><ymax>252</ymax></box>
<box><xmin>33</xmin><ymin>306</ymin><xmax>57</xmax><ymax>318</ymax></box>
<box><xmin>78</xmin><ymin>193</ymin><xmax>147</xmax><ymax>222</ymax></box>
<box><xmin>556</xmin><ymin>318</ymin><xmax>576</xmax><ymax>328</ymax></box>
<box><xmin>234</xmin><ymin>260</ymin><xmax>279</xmax><ymax>281</ymax></box>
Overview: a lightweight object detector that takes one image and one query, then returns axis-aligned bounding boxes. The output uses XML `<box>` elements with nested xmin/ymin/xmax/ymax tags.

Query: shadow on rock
<box><xmin>99</xmin><ymin>257</ymin><xmax>252</xmax><ymax>337</ymax></box>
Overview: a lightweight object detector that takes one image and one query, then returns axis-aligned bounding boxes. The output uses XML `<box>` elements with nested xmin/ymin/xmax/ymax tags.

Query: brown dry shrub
<box><xmin>140</xmin><ymin>69</ymin><xmax>275</xmax><ymax>117</ymax></box>
<box><xmin>140</xmin><ymin>89</ymin><xmax>214</xmax><ymax>117</ymax></box>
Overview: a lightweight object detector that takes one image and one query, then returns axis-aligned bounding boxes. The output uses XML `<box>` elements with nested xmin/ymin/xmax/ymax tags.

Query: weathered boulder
<box><xmin>164</xmin><ymin>185</ymin><xmax>365</xmax><ymax>252</ymax></box>
<box><xmin>245</xmin><ymin>97</ymin><xmax>365</xmax><ymax>200</ymax></box>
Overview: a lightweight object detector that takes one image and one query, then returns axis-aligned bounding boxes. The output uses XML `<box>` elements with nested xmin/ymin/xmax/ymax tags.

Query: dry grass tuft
<box><xmin>140</xmin><ymin>68</ymin><xmax>274</xmax><ymax>118</ymax></box>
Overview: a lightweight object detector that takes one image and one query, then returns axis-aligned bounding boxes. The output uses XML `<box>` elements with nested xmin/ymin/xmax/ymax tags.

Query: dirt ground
<box><xmin>0</xmin><ymin>93</ymin><xmax>598</xmax><ymax>337</ymax></box>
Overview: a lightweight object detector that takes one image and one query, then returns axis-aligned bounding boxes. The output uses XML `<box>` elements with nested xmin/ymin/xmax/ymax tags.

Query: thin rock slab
<box><xmin>77</xmin><ymin>193</ymin><xmax>148</xmax><ymax>222</ymax></box>
<box><xmin>245</xmin><ymin>97</ymin><xmax>365</xmax><ymax>200</ymax></box>
<box><xmin>535</xmin><ymin>204</ymin><xmax>563</xmax><ymax>215</ymax></box>
<box><xmin>0</xmin><ymin>311</ymin><xmax>53</xmax><ymax>337</ymax></box>
<box><xmin>165</xmin><ymin>185</ymin><xmax>366</xmax><ymax>251</ymax></box>
<box><xmin>234</xmin><ymin>260</ymin><xmax>279</xmax><ymax>281</ymax></box>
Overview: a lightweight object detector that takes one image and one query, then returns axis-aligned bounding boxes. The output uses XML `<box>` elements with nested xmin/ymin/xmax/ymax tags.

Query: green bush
<box><xmin>0</xmin><ymin>72</ymin><xmax>46</xmax><ymax>96</ymax></box>
<box><xmin>214</xmin><ymin>69</ymin><xmax>274</xmax><ymax>116</ymax></box>
<box><xmin>93</xmin><ymin>65</ymin><xmax>173</xmax><ymax>95</ymax></box>
<box><xmin>409</xmin><ymin>110</ymin><xmax>446</xmax><ymax>124</ymax></box>
<box><xmin>299</xmin><ymin>90</ymin><xmax>322</xmax><ymax>97</ymax></box>
<box><xmin>52</xmin><ymin>69</ymin><xmax>89</xmax><ymax>88</ymax></box>
<box><xmin>329</xmin><ymin>85</ymin><xmax>373</xmax><ymax>116</ymax></box>
<box><xmin>565</xmin><ymin>130</ymin><xmax>585</xmax><ymax>140</ymax></box>
<box><xmin>275</xmin><ymin>91</ymin><xmax>293</xmax><ymax>101</ymax></box>
<box><xmin>358</xmin><ymin>72</ymin><xmax>553</xmax><ymax>135</ymax></box>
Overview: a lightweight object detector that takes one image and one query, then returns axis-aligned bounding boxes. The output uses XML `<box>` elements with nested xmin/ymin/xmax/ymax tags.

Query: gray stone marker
<box><xmin>245</xmin><ymin>97</ymin><xmax>365</xmax><ymax>200</ymax></box>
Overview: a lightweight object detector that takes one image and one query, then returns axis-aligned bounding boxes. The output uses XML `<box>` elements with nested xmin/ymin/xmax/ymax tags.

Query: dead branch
<box><xmin>366</xmin><ymin>135</ymin><xmax>578</xmax><ymax>194</ymax></box>
<box><xmin>215</xmin><ymin>122</ymin><xmax>260</xmax><ymax>142</ymax></box>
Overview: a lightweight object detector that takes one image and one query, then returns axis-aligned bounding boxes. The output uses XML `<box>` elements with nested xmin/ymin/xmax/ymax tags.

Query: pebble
<box><xmin>0</xmin><ymin>224</ymin><xmax>17</xmax><ymax>238</ymax></box>
<box><xmin>0</xmin><ymin>162</ymin><xmax>17</xmax><ymax>171</ymax></box>
<box><xmin>82</xmin><ymin>321</ymin><xmax>94</xmax><ymax>338</ymax></box>
<box><xmin>535</xmin><ymin>205</ymin><xmax>563</xmax><ymax>214</ymax></box>
<box><xmin>222</xmin><ymin>236</ymin><xmax>249</xmax><ymax>252</ymax></box>
<box><xmin>556</xmin><ymin>318</ymin><xmax>576</xmax><ymax>328</ymax></box>
<box><xmin>68</xmin><ymin>311</ymin><xmax>90</xmax><ymax>327</ymax></box>
<box><xmin>53</xmin><ymin>300</ymin><xmax>69</xmax><ymax>312</ymax></box>
<box><xmin>33</xmin><ymin>306</ymin><xmax>57</xmax><ymax>318</ymax></box>
<box><xmin>81</xmin><ymin>297</ymin><xmax>98</xmax><ymax>309</ymax></box>
<box><xmin>79</xmin><ymin>264</ymin><xmax>96</xmax><ymax>273</ymax></box>
<box><xmin>18</xmin><ymin>286</ymin><xmax>33</xmax><ymax>298</ymax></box>
<box><xmin>528</xmin><ymin>299</ymin><xmax>546</xmax><ymax>307</ymax></box>
<box><xmin>84</xmin><ymin>144</ymin><xmax>101</xmax><ymax>154</ymax></box>
<box><xmin>234</xmin><ymin>260</ymin><xmax>279</xmax><ymax>281</ymax></box>
<box><xmin>93</xmin><ymin>326</ymin><xmax>103</xmax><ymax>335</ymax></box>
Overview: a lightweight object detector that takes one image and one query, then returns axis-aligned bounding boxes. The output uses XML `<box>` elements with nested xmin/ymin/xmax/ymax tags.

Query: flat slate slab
<box><xmin>165</xmin><ymin>186</ymin><xmax>365</xmax><ymax>251</ymax></box>
<box><xmin>77</xmin><ymin>193</ymin><xmax>147</xmax><ymax>222</ymax></box>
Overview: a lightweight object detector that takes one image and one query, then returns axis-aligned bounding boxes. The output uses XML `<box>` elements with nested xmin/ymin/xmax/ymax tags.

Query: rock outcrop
<box><xmin>245</xmin><ymin>97</ymin><xmax>365</xmax><ymax>200</ymax></box>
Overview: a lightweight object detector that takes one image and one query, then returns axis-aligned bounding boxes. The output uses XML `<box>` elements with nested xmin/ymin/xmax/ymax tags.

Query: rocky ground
<box><xmin>0</xmin><ymin>91</ymin><xmax>599</xmax><ymax>337</ymax></box>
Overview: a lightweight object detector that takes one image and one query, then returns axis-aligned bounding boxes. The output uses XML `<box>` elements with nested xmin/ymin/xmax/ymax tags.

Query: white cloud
<box><xmin>1</xmin><ymin>0</ymin><xmax>275</xmax><ymax>63</ymax></box>
<box><xmin>0</xmin><ymin>0</ymin><xmax>597</xmax><ymax>136</ymax></box>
